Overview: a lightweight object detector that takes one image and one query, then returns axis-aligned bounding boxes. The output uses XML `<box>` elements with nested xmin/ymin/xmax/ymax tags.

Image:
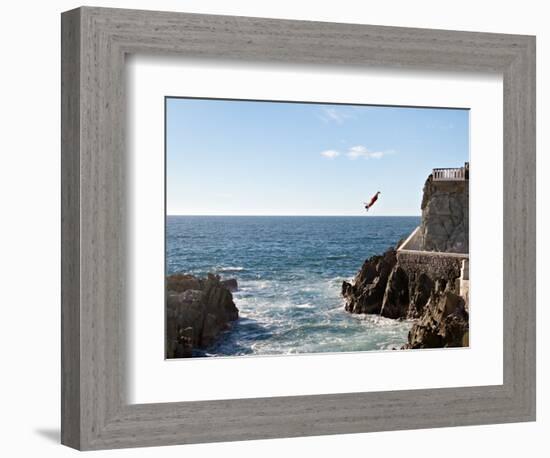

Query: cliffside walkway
<box><xmin>397</xmin><ymin>227</ymin><xmax>469</xmax><ymax>306</ymax></box>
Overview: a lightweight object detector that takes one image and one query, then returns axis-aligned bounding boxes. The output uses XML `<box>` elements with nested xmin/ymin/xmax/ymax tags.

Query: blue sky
<box><xmin>166</xmin><ymin>98</ymin><xmax>469</xmax><ymax>216</ymax></box>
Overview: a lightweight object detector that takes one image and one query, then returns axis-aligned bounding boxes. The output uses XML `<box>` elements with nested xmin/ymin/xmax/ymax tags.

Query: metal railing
<box><xmin>432</xmin><ymin>167</ymin><xmax>466</xmax><ymax>181</ymax></box>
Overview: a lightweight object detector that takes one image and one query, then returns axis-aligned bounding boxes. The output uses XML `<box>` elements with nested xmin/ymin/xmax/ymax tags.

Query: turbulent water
<box><xmin>166</xmin><ymin>215</ymin><xmax>420</xmax><ymax>357</ymax></box>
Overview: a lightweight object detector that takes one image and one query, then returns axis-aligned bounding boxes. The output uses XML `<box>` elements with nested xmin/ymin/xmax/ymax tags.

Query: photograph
<box><xmin>164</xmin><ymin>98</ymin><xmax>470</xmax><ymax>358</ymax></box>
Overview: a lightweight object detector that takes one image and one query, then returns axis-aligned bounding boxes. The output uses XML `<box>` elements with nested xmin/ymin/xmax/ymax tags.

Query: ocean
<box><xmin>166</xmin><ymin>215</ymin><xmax>420</xmax><ymax>357</ymax></box>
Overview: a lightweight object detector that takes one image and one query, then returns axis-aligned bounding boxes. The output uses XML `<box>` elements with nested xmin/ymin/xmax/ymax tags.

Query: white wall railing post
<box><xmin>432</xmin><ymin>166</ymin><xmax>466</xmax><ymax>181</ymax></box>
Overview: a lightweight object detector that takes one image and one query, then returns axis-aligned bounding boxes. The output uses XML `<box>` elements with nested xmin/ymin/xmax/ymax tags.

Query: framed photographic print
<box><xmin>61</xmin><ymin>6</ymin><xmax>536</xmax><ymax>450</ymax></box>
<box><xmin>164</xmin><ymin>98</ymin><xmax>470</xmax><ymax>360</ymax></box>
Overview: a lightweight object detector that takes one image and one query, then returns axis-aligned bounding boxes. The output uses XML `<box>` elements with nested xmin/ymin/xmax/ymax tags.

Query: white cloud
<box><xmin>346</xmin><ymin>145</ymin><xmax>392</xmax><ymax>160</ymax></box>
<box><xmin>320</xmin><ymin>149</ymin><xmax>341</xmax><ymax>159</ymax></box>
<box><xmin>346</xmin><ymin>145</ymin><xmax>369</xmax><ymax>159</ymax></box>
<box><xmin>319</xmin><ymin>145</ymin><xmax>394</xmax><ymax>161</ymax></box>
<box><xmin>318</xmin><ymin>107</ymin><xmax>354</xmax><ymax>124</ymax></box>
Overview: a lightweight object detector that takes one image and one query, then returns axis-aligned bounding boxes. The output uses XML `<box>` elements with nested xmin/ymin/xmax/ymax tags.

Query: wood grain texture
<box><xmin>61</xmin><ymin>6</ymin><xmax>536</xmax><ymax>450</ymax></box>
<box><xmin>60</xmin><ymin>7</ymin><xmax>81</xmax><ymax>449</ymax></box>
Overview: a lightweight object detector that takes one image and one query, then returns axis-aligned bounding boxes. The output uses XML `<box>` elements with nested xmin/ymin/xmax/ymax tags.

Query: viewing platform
<box><xmin>432</xmin><ymin>162</ymin><xmax>469</xmax><ymax>181</ymax></box>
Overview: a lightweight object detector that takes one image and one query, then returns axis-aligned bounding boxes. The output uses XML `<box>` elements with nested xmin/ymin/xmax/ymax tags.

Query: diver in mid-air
<box><xmin>364</xmin><ymin>191</ymin><xmax>381</xmax><ymax>212</ymax></box>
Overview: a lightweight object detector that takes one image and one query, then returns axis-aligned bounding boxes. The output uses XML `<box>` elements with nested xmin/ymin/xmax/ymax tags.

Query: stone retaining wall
<box><xmin>396</xmin><ymin>249</ymin><xmax>467</xmax><ymax>282</ymax></box>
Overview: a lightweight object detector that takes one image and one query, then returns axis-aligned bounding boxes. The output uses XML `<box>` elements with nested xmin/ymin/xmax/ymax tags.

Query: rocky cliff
<box><xmin>166</xmin><ymin>273</ymin><xmax>239</xmax><ymax>358</ymax></box>
<box><xmin>342</xmin><ymin>168</ymin><xmax>469</xmax><ymax>349</ymax></box>
<box><xmin>419</xmin><ymin>175</ymin><xmax>469</xmax><ymax>253</ymax></box>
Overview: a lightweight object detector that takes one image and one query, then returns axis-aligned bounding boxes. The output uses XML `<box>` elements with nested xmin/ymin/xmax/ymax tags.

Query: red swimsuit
<box><xmin>366</xmin><ymin>193</ymin><xmax>379</xmax><ymax>209</ymax></box>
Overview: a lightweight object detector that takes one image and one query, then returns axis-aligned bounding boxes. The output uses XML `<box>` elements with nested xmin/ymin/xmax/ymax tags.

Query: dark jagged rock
<box><xmin>405</xmin><ymin>284</ymin><xmax>469</xmax><ymax>349</ymax></box>
<box><xmin>380</xmin><ymin>265</ymin><xmax>409</xmax><ymax>319</ymax></box>
<box><xmin>341</xmin><ymin>249</ymin><xmax>397</xmax><ymax>314</ymax></box>
<box><xmin>407</xmin><ymin>272</ymin><xmax>434</xmax><ymax>318</ymax></box>
<box><xmin>166</xmin><ymin>273</ymin><xmax>239</xmax><ymax>358</ymax></box>
<box><xmin>221</xmin><ymin>278</ymin><xmax>239</xmax><ymax>292</ymax></box>
<box><xmin>166</xmin><ymin>273</ymin><xmax>201</xmax><ymax>292</ymax></box>
<box><xmin>343</xmin><ymin>247</ymin><xmax>414</xmax><ymax>319</ymax></box>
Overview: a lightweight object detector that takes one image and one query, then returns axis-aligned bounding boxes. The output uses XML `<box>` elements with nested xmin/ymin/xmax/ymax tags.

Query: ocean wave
<box><xmin>236</xmin><ymin>279</ymin><xmax>274</xmax><ymax>292</ymax></box>
<box><xmin>352</xmin><ymin>313</ymin><xmax>412</xmax><ymax>327</ymax></box>
<box><xmin>215</xmin><ymin>266</ymin><xmax>245</xmax><ymax>272</ymax></box>
<box><xmin>295</xmin><ymin>303</ymin><xmax>315</xmax><ymax>309</ymax></box>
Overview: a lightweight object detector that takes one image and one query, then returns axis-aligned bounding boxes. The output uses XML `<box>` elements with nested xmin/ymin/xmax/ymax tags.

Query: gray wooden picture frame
<box><xmin>61</xmin><ymin>6</ymin><xmax>536</xmax><ymax>451</ymax></box>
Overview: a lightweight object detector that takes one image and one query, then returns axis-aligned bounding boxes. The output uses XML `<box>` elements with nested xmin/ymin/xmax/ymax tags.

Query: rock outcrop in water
<box><xmin>342</xmin><ymin>247</ymin><xmax>434</xmax><ymax>320</ymax></box>
<box><xmin>221</xmin><ymin>278</ymin><xmax>239</xmax><ymax>292</ymax></box>
<box><xmin>342</xmin><ymin>247</ymin><xmax>441</xmax><ymax>320</ymax></box>
<box><xmin>342</xmin><ymin>246</ymin><xmax>469</xmax><ymax>348</ymax></box>
<box><xmin>166</xmin><ymin>273</ymin><xmax>239</xmax><ymax>358</ymax></box>
<box><xmin>342</xmin><ymin>249</ymin><xmax>397</xmax><ymax>315</ymax></box>
<box><xmin>405</xmin><ymin>283</ymin><xmax>469</xmax><ymax>349</ymax></box>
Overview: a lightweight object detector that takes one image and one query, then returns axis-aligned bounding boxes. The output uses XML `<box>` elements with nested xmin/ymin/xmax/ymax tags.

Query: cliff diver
<box><xmin>364</xmin><ymin>191</ymin><xmax>381</xmax><ymax>212</ymax></box>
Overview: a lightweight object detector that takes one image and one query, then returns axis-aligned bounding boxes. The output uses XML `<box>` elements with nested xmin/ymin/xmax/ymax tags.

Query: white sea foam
<box><xmin>295</xmin><ymin>303</ymin><xmax>315</xmax><ymax>309</ymax></box>
<box><xmin>216</xmin><ymin>266</ymin><xmax>245</xmax><ymax>272</ymax></box>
